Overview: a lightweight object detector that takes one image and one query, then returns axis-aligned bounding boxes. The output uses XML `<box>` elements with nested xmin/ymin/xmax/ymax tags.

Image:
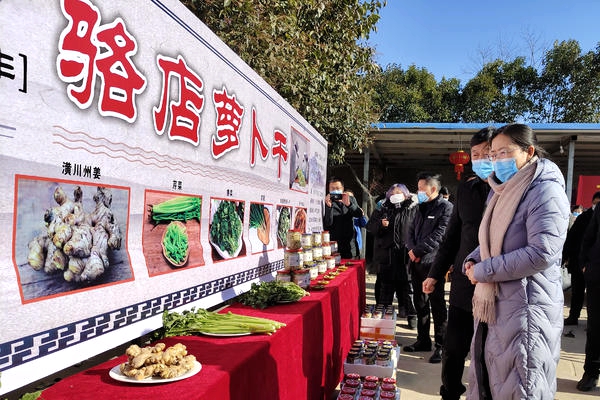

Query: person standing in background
<box><xmin>323</xmin><ymin>177</ymin><xmax>364</xmax><ymax>259</ymax></box>
<box><xmin>422</xmin><ymin>127</ymin><xmax>493</xmax><ymax>396</ymax></box>
<box><xmin>403</xmin><ymin>172</ymin><xmax>453</xmax><ymax>364</ymax></box>
<box><xmin>464</xmin><ymin>123</ymin><xmax>569</xmax><ymax>399</ymax></box>
<box><xmin>563</xmin><ymin>191</ymin><xmax>600</xmax><ymax>326</ymax></box>
<box><xmin>366</xmin><ymin>183</ymin><xmax>417</xmax><ymax>328</ymax></box>
<box><xmin>577</xmin><ymin>200</ymin><xmax>600</xmax><ymax>391</ymax></box>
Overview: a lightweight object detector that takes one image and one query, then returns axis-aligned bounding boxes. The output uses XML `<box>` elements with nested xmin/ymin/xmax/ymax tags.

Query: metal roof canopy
<box><xmin>343</xmin><ymin>122</ymin><xmax>600</xmax><ymax>203</ymax></box>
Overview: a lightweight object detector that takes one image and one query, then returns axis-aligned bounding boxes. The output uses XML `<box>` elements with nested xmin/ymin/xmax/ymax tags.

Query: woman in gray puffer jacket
<box><xmin>463</xmin><ymin>124</ymin><xmax>570</xmax><ymax>399</ymax></box>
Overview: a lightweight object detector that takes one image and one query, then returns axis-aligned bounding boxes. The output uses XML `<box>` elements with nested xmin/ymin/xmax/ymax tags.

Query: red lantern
<box><xmin>449</xmin><ymin>150</ymin><xmax>470</xmax><ymax>180</ymax></box>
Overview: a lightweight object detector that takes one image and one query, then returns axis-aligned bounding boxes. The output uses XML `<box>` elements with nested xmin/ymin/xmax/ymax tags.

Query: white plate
<box><xmin>109</xmin><ymin>360</ymin><xmax>201</xmax><ymax>384</ymax></box>
<box><xmin>198</xmin><ymin>331</ymin><xmax>252</xmax><ymax>337</ymax></box>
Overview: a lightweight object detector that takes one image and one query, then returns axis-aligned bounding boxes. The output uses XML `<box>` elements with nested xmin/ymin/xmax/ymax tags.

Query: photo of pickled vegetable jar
<box><xmin>14</xmin><ymin>177</ymin><xmax>132</xmax><ymax>301</ymax></box>
<box><xmin>143</xmin><ymin>190</ymin><xmax>204</xmax><ymax>276</ymax></box>
<box><xmin>209</xmin><ymin>199</ymin><xmax>245</xmax><ymax>260</ymax></box>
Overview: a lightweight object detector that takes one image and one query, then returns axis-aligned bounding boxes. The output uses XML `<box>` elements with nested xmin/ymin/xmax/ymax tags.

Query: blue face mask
<box><xmin>572</xmin><ymin>212</ymin><xmax>581</xmax><ymax>217</ymax></box>
<box><xmin>493</xmin><ymin>158</ymin><xmax>519</xmax><ymax>182</ymax></box>
<box><xmin>329</xmin><ymin>190</ymin><xmax>342</xmax><ymax>195</ymax></box>
<box><xmin>471</xmin><ymin>159</ymin><xmax>494</xmax><ymax>180</ymax></box>
<box><xmin>417</xmin><ymin>191</ymin><xmax>429</xmax><ymax>203</ymax></box>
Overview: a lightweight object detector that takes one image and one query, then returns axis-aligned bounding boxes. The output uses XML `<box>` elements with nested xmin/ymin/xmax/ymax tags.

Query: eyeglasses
<box><xmin>488</xmin><ymin>148</ymin><xmax>518</xmax><ymax>161</ymax></box>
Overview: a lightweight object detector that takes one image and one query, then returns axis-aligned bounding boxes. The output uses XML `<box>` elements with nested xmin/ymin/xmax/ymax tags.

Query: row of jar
<box><xmin>283</xmin><ymin>243</ymin><xmax>339</xmax><ymax>270</ymax></box>
<box><xmin>276</xmin><ymin>260</ymin><xmax>335</xmax><ymax>288</ymax></box>
<box><xmin>286</xmin><ymin>230</ymin><xmax>331</xmax><ymax>250</ymax></box>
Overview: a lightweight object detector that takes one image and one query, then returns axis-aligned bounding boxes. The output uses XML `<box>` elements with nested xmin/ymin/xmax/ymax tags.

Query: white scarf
<box><xmin>473</xmin><ymin>156</ymin><xmax>538</xmax><ymax>323</ymax></box>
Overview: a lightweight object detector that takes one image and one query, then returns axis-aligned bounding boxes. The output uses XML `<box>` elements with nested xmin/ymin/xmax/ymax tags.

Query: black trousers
<box><xmin>410</xmin><ymin>261</ymin><xmax>447</xmax><ymax>346</ymax></box>
<box><xmin>584</xmin><ymin>281</ymin><xmax>600</xmax><ymax>375</ymax></box>
<box><xmin>375</xmin><ymin>249</ymin><xmax>416</xmax><ymax>316</ymax></box>
<box><xmin>567</xmin><ymin>265</ymin><xmax>585</xmax><ymax>319</ymax></box>
<box><xmin>440</xmin><ymin>305</ymin><xmax>473</xmax><ymax>400</ymax></box>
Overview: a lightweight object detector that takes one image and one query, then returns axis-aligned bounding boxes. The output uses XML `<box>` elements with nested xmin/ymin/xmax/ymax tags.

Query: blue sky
<box><xmin>368</xmin><ymin>0</ymin><xmax>600</xmax><ymax>82</ymax></box>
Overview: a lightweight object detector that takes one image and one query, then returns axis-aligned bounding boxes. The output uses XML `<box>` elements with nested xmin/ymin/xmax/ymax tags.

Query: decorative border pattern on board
<box><xmin>0</xmin><ymin>260</ymin><xmax>282</xmax><ymax>372</ymax></box>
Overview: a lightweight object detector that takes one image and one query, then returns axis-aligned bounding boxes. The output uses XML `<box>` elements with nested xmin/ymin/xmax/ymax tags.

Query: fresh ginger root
<box><xmin>120</xmin><ymin>343</ymin><xmax>196</xmax><ymax>380</ymax></box>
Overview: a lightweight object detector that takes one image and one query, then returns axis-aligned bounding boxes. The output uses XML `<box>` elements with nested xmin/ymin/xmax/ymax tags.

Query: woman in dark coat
<box><xmin>366</xmin><ymin>184</ymin><xmax>417</xmax><ymax>324</ymax></box>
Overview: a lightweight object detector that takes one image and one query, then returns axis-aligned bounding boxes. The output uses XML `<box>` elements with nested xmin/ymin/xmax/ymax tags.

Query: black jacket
<box><xmin>406</xmin><ymin>193</ymin><xmax>453</xmax><ymax>266</ymax></box>
<box><xmin>563</xmin><ymin>207</ymin><xmax>594</xmax><ymax>273</ymax></box>
<box><xmin>366</xmin><ymin>197</ymin><xmax>418</xmax><ymax>268</ymax></box>
<box><xmin>581</xmin><ymin>206</ymin><xmax>600</xmax><ymax>284</ymax></box>
<box><xmin>429</xmin><ymin>175</ymin><xmax>490</xmax><ymax>311</ymax></box>
<box><xmin>323</xmin><ymin>195</ymin><xmax>363</xmax><ymax>258</ymax></box>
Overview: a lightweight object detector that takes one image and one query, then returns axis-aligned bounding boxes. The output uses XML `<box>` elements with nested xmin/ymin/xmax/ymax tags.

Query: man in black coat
<box><xmin>422</xmin><ymin>128</ymin><xmax>493</xmax><ymax>398</ymax></box>
<box><xmin>323</xmin><ymin>177</ymin><xmax>364</xmax><ymax>259</ymax></box>
<box><xmin>403</xmin><ymin>172</ymin><xmax>453</xmax><ymax>363</ymax></box>
<box><xmin>563</xmin><ymin>191</ymin><xmax>600</xmax><ymax>325</ymax></box>
<box><xmin>578</xmin><ymin>201</ymin><xmax>600</xmax><ymax>391</ymax></box>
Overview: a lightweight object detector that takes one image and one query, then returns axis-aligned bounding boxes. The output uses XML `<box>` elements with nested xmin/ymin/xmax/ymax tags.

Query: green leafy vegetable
<box><xmin>162</xmin><ymin>222</ymin><xmax>188</xmax><ymax>265</ymax></box>
<box><xmin>210</xmin><ymin>201</ymin><xmax>242</xmax><ymax>255</ymax></box>
<box><xmin>151</xmin><ymin>196</ymin><xmax>201</xmax><ymax>223</ymax></box>
<box><xmin>277</xmin><ymin>207</ymin><xmax>291</xmax><ymax>246</ymax></box>
<box><xmin>239</xmin><ymin>281</ymin><xmax>309</xmax><ymax>309</ymax></box>
<box><xmin>159</xmin><ymin>307</ymin><xmax>286</xmax><ymax>337</ymax></box>
<box><xmin>250</xmin><ymin>203</ymin><xmax>266</xmax><ymax>229</ymax></box>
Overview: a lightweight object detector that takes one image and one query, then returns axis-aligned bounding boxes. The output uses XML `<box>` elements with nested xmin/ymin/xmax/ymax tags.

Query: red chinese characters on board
<box><xmin>211</xmin><ymin>87</ymin><xmax>245</xmax><ymax>158</ymax></box>
<box><xmin>56</xmin><ymin>0</ymin><xmax>147</xmax><ymax>122</ymax></box>
<box><xmin>272</xmin><ymin>129</ymin><xmax>289</xmax><ymax>180</ymax></box>
<box><xmin>153</xmin><ymin>55</ymin><xmax>205</xmax><ymax>146</ymax></box>
<box><xmin>250</xmin><ymin>107</ymin><xmax>269</xmax><ymax>166</ymax></box>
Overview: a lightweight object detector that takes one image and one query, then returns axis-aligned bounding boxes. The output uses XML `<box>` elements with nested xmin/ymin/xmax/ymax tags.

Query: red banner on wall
<box><xmin>576</xmin><ymin>175</ymin><xmax>600</xmax><ymax>208</ymax></box>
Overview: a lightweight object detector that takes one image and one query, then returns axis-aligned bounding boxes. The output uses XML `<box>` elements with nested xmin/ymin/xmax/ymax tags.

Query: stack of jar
<box><xmin>280</xmin><ymin>229</ymin><xmax>341</xmax><ymax>288</ymax></box>
<box><xmin>337</xmin><ymin>373</ymin><xmax>399</xmax><ymax>400</ymax></box>
<box><xmin>345</xmin><ymin>339</ymin><xmax>394</xmax><ymax>367</ymax></box>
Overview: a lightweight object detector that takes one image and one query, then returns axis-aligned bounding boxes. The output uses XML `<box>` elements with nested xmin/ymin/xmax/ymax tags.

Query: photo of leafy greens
<box><xmin>249</xmin><ymin>203</ymin><xmax>270</xmax><ymax>245</ymax></box>
<box><xmin>276</xmin><ymin>206</ymin><xmax>291</xmax><ymax>247</ymax></box>
<box><xmin>209</xmin><ymin>199</ymin><xmax>243</xmax><ymax>259</ymax></box>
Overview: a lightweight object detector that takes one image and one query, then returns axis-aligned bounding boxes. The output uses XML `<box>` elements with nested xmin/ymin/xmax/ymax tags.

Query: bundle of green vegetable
<box><xmin>210</xmin><ymin>200</ymin><xmax>242</xmax><ymax>255</ymax></box>
<box><xmin>160</xmin><ymin>308</ymin><xmax>286</xmax><ymax>337</ymax></box>
<box><xmin>239</xmin><ymin>281</ymin><xmax>309</xmax><ymax>309</ymax></box>
<box><xmin>162</xmin><ymin>221</ymin><xmax>189</xmax><ymax>266</ymax></box>
<box><xmin>151</xmin><ymin>196</ymin><xmax>201</xmax><ymax>223</ymax></box>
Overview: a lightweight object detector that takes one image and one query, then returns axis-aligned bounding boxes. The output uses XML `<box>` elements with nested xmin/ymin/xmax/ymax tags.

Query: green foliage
<box><xmin>182</xmin><ymin>0</ymin><xmax>385</xmax><ymax>165</ymax></box>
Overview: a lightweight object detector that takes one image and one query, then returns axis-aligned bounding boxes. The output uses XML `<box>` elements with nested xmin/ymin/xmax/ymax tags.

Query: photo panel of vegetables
<box><xmin>288</xmin><ymin>127</ymin><xmax>310</xmax><ymax>193</ymax></box>
<box><xmin>143</xmin><ymin>190</ymin><xmax>204</xmax><ymax>276</ymax></box>
<box><xmin>13</xmin><ymin>176</ymin><xmax>132</xmax><ymax>303</ymax></box>
<box><xmin>209</xmin><ymin>198</ymin><xmax>246</xmax><ymax>261</ymax></box>
<box><xmin>276</xmin><ymin>205</ymin><xmax>292</xmax><ymax>248</ymax></box>
<box><xmin>248</xmin><ymin>202</ymin><xmax>274</xmax><ymax>254</ymax></box>
<box><xmin>293</xmin><ymin>207</ymin><xmax>307</xmax><ymax>233</ymax></box>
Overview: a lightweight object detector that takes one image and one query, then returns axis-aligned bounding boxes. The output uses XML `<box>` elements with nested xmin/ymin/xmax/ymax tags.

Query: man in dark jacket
<box><xmin>403</xmin><ymin>172</ymin><xmax>453</xmax><ymax>363</ymax></box>
<box><xmin>422</xmin><ymin>128</ymin><xmax>493</xmax><ymax>398</ymax></box>
<box><xmin>563</xmin><ymin>191</ymin><xmax>600</xmax><ymax>325</ymax></box>
<box><xmin>577</xmin><ymin>202</ymin><xmax>600</xmax><ymax>391</ymax></box>
<box><xmin>323</xmin><ymin>177</ymin><xmax>364</xmax><ymax>259</ymax></box>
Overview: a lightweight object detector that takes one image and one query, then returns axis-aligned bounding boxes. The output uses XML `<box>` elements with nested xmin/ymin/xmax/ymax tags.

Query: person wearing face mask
<box><xmin>562</xmin><ymin>192</ymin><xmax>600</xmax><ymax>327</ymax></box>
<box><xmin>366</xmin><ymin>184</ymin><xmax>418</xmax><ymax>327</ymax></box>
<box><xmin>463</xmin><ymin>123</ymin><xmax>570</xmax><ymax>399</ymax></box>
<box><xmin>421</xmin><ymin>127</ymin><xmax>493</xmax><ymax>397</ymax></box>
<box><xmin>404</xmin><ymin>172</ymin><xmax>453</xmax><ymax>361</ymax></box>
<box><xmin>323</xmin><ymin>177</ymin><xmax>364</xmax><ymax>259</ymax></box>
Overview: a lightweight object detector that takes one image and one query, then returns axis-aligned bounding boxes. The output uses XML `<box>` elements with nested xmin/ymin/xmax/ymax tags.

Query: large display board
<box><xmin>0</xmin><ymin>0</ymin><xmax>327</xmax><ymax>394</ymax></box>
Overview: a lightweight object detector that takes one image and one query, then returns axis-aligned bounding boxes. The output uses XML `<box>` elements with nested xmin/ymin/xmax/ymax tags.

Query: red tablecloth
<box><xmin>41</xmin><ymin>260</ymin><xmax>365</xmax><ymax>400</ymax></box>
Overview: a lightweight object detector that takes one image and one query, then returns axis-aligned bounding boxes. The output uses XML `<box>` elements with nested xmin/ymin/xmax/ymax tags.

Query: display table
<box><xmin>41</xmin><ymin>260</ymin><xmax>365</xmax><ymax>400</ymax></box>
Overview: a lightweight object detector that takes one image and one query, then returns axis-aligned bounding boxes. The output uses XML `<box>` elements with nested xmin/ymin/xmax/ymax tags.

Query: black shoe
<box><xmin>564</xmin><ymin>317</ymin><xmax>579</xmax><ymax>326</ymax></box>
<box><xmin>577</xmin><ymin>373</ymin><xmax>599</xmax><ymax>391</ymax></box>
<box><xmin>403</xmin><ymin>340</ymin><xmax>432</xmax><ymax>352</ymax></box>
<box><xmin>428</xmin><ymin>346</ymin><xmax>442</xmax><ymax>363</ymax></box>
<box><xmin>407</xmin><ymin>316</ymin><xmax>417</xmax><ymax>330</ymax></box>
